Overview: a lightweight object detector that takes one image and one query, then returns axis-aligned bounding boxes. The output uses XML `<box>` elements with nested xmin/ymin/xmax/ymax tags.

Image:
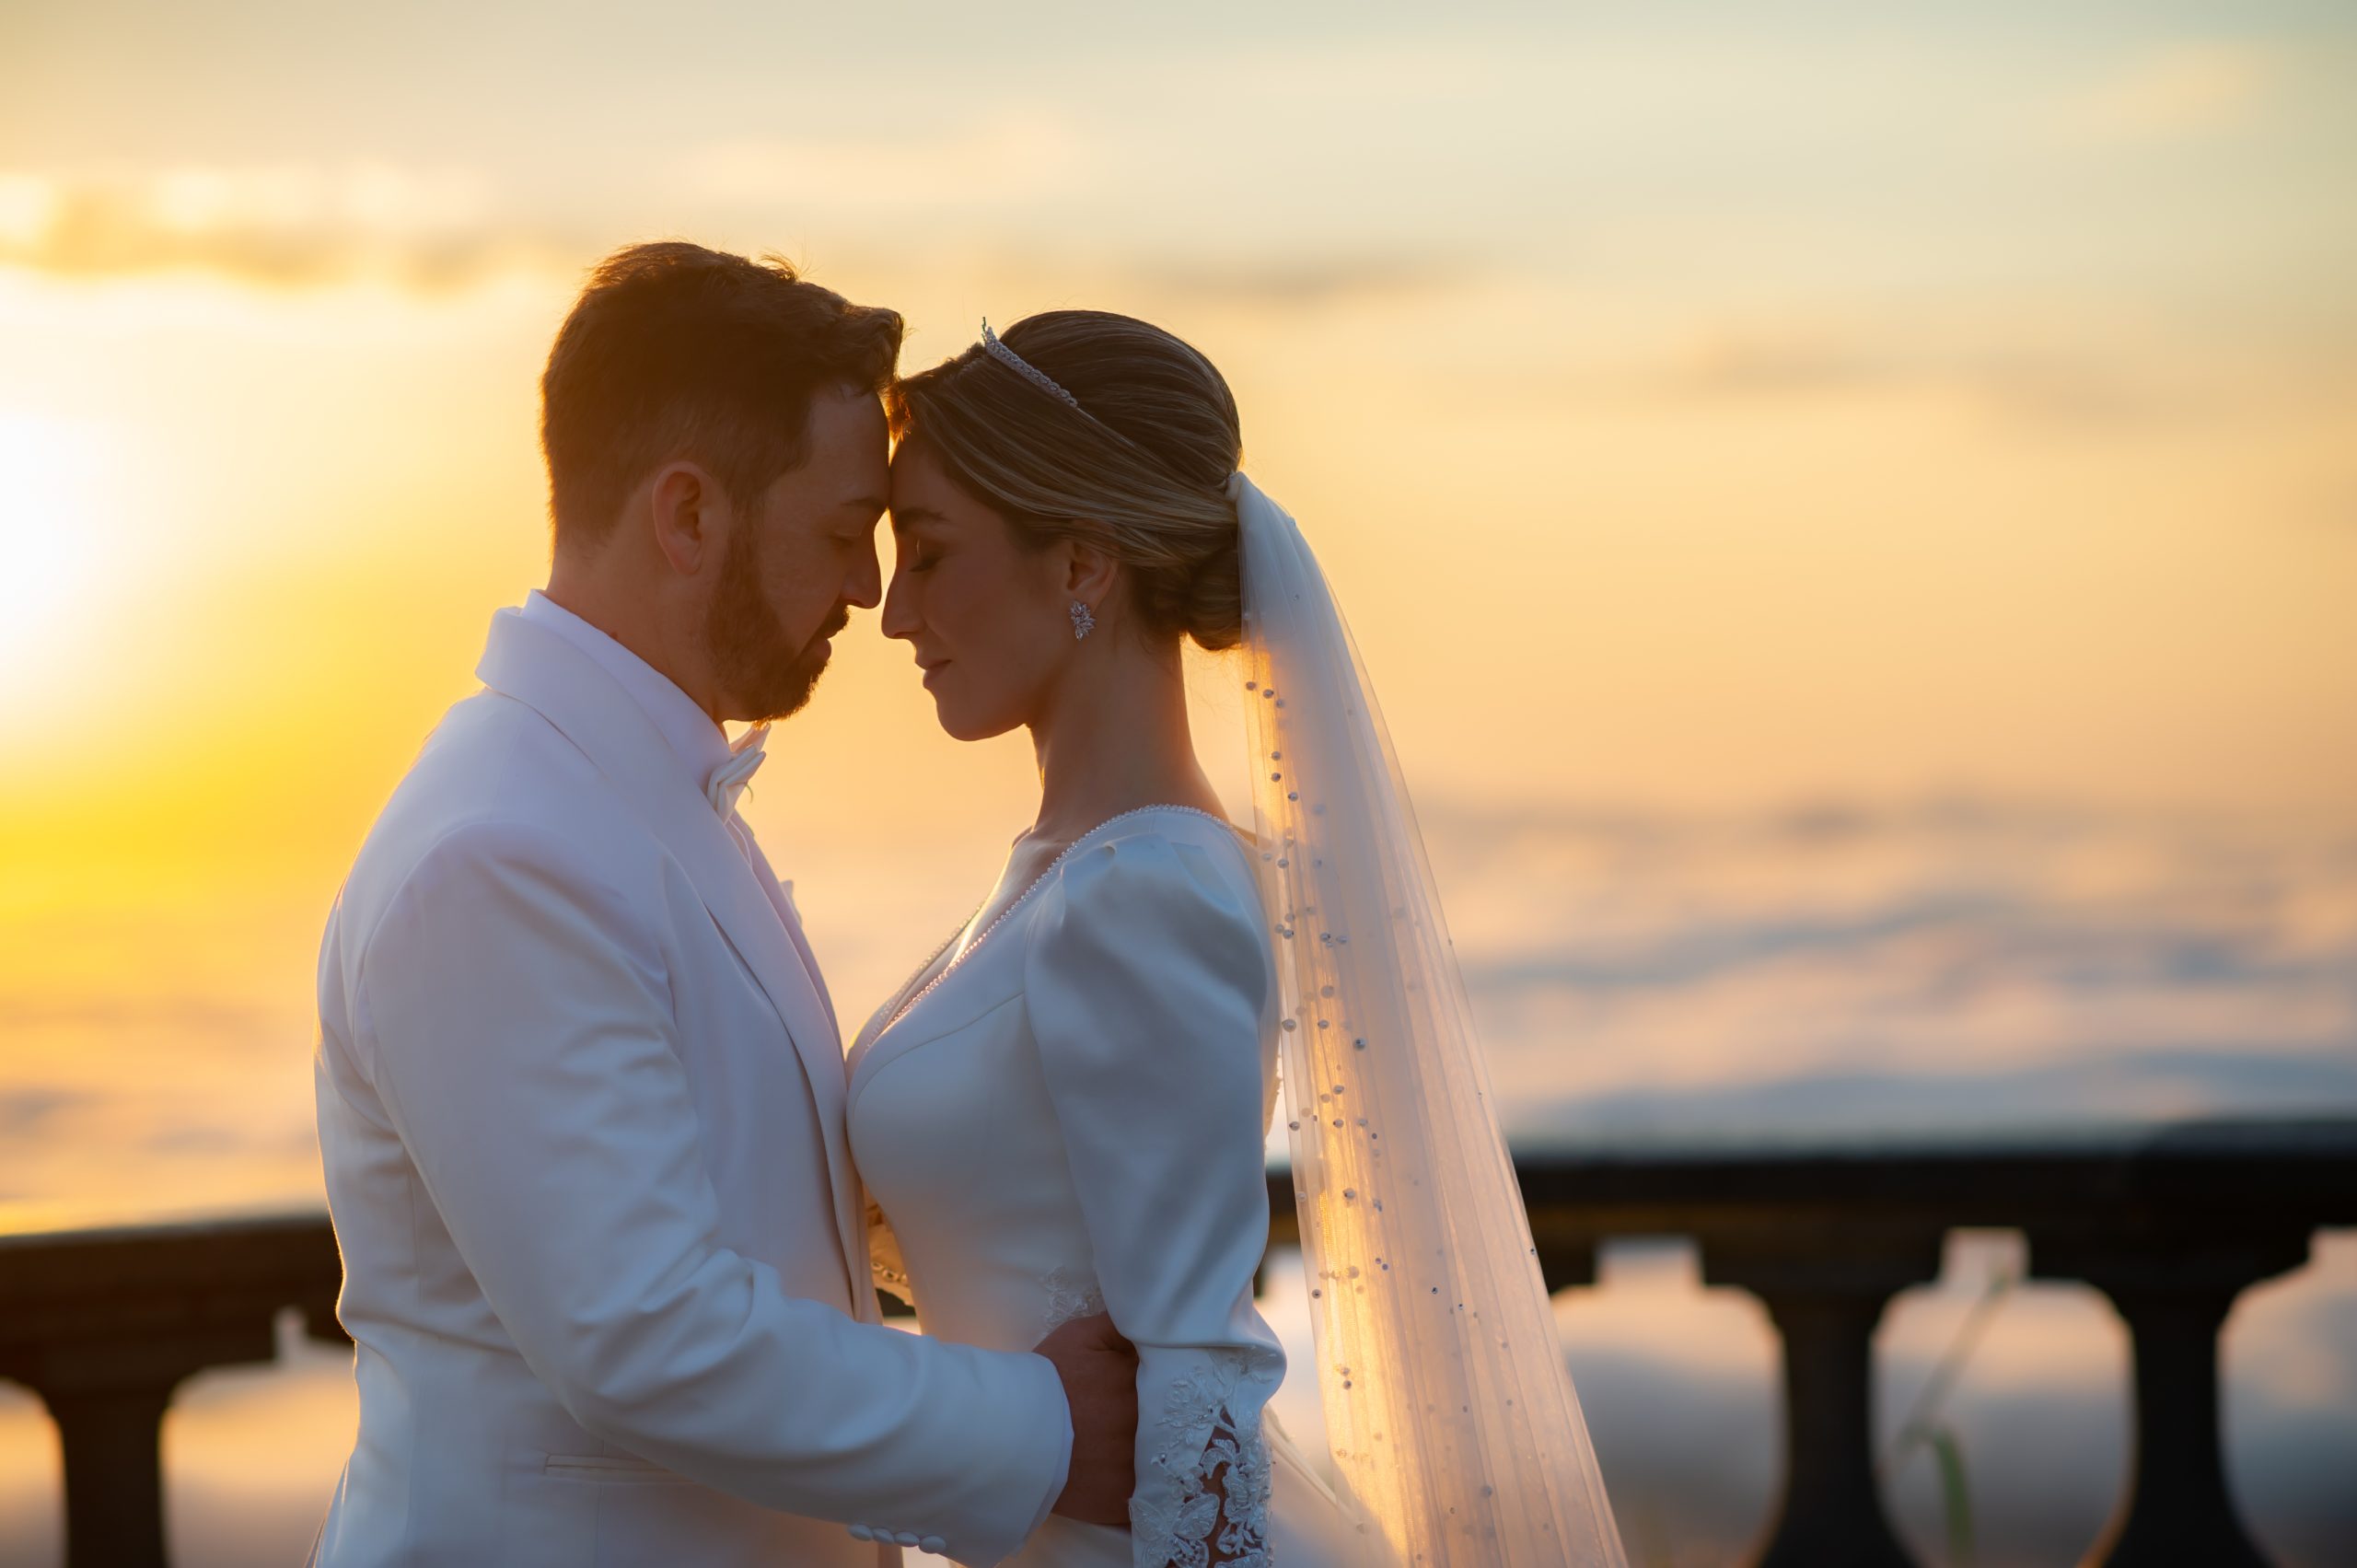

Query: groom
<box><xmin>310</xmin><ymin>241</ymin><xmax>1135</xmax><ymax>1567</ymax></box>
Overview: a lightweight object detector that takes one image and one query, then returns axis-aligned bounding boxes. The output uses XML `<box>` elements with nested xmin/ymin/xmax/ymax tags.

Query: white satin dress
<box><xmin>846</xmin><ymin>807</ymin><xmax>1357</xmax><ymax>1568</ymax></box>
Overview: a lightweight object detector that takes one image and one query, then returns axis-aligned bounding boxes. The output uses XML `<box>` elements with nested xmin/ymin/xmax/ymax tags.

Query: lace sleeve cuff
<box><xmin>1132</xmin><ymin>1348</ymin><xmax>1280</xmax><ymax>1568</ymax></box>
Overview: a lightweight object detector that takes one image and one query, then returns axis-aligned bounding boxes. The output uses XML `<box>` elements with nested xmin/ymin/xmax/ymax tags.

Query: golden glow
<box><xmin>1</xmin><ymin>9</ymin><xmax>2353</xmax><ymax>1556</ymax></box>
<box><xmin>0</xmin><ymin>0</ymin><xmax>2350</xmax><ymax>1262</ymax></box>
<box><xmin>0</xmin><ymin>414</ymin><xmax>112</xmax><ymax>681</ymax></box>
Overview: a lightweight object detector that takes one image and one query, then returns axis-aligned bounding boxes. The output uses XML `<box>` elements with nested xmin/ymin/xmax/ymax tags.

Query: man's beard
<box><xmin>705</xmin><ymin>524</ymin><xmax>847</xmax><ymax>723</ymax></box>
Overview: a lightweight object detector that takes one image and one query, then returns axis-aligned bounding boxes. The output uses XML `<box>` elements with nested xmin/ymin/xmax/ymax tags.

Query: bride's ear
<box><xmin>1059</xmin><ymin>532</ymin><xmax>1120</xmax><ymax>614</ymax></box>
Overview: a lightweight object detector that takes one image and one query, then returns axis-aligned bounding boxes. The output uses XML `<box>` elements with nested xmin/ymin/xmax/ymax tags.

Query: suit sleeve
<box><xmin>354</xmin><ymin>819</ymin><xmax>1068</xmax><ymax>1566</ymax></box>
<box><xmin>1024</xmin><ymin>831</ymin><xmax>1286</xmax><ymax>1568</ymax></box>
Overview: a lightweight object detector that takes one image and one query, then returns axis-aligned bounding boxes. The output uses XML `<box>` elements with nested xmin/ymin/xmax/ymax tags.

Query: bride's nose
<box><xmin>878</xmin><ymin>566</ymin><xmax>920</xmax><ymax>643</ymax></box>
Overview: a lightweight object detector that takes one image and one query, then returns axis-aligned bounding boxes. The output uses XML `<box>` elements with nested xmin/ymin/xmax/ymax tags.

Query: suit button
<box><xmin>921</xmin><ymin>1537</ymin><xmax>947</xmax><ymax>1554</ymax></box>
<box><xmin>895</xmin><ymin>1531</ymin><xmax>923</xmax><ymax>1547</ymax></box>
<box><xmin>847</xmin><ymin>1524</ymin><xmax>873</xmax><ymax>1540</ymax></box>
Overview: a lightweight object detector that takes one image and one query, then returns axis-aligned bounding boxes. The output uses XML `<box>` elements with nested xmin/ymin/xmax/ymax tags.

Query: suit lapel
<box><xmin>476</xmin><ymin>610</ymin><xmax>862</xmax><ymax>1303</ymax></box>
<box><xmin>737</xmin><ymin>830</ymin><xmax>869</xmax><ymax>1310</ymax></box>
<box><xmin>753</xmin><ymin>856</ymin><xmax>842</xmax><ymax>1044</ymax></box>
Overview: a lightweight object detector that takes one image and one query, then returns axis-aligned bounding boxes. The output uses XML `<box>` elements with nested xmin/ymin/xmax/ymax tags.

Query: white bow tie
<box><xmin>706</xmin><ymin>725</ymin><xmax>770</xmax><ymax>817</ymax></box>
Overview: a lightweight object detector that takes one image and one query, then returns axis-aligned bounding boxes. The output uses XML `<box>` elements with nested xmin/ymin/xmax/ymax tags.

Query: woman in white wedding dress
<box><xmin>849</xmin><ymin>313</ymin><xmax>1626</xmax><ymax>1568</ymax></box>
<box><xmin>848</xmin><ymin>803</ymin><xmax>1343</xmax><ymax>1568</ymax></box>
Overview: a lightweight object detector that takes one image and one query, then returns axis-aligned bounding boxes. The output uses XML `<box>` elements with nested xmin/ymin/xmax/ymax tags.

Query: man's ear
<box><xmin>649</xmin><ymin>461</ymin><xmax>722</xmax><ymax>575</ymax></box>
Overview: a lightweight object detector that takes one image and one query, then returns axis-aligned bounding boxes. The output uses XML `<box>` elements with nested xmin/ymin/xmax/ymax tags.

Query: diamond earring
<box><xmin>1069</xmin><ymin>600</ymin><xmax>1096</xmax><ymax>640</ymax></box>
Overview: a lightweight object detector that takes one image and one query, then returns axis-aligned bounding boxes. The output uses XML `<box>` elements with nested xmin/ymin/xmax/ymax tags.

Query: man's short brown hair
<box><xmin>540</xmin><ymin>241</ymin><xmax>904</xmax><ymax>549</ymax></box>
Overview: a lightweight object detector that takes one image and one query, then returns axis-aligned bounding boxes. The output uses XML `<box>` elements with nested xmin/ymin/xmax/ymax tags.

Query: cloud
<box><xmin>0</xmin><ymin>148</ymin><xmax>1466</xmax><ymax>315</ymax></box>
<box><xmin>1661</xmin><ymin>330</ymin><xmax>1896</xmax><ymax>397</ymax></box>
<box><xmin>1646</xmin><ymin>322</ymin><xmax>2253</xmax><ymax>432</ymax></box>
<box><xmin>1559</xmin><ymin>1340</ymin><xmax>1778</xmax><ymax>1563</ymax></box>
<box><xmin>1516</xmin><ymin>1051</ymin><xmax>2357</xmax><ymax>1146</ymax></box>
<box><xmin>0</xmin><ymin>1087</ymin><xmax>87</xmax><ymax>1136</ymax></box>
<box><xmin>2049</xmin><ymin>41</ymin><xmax>2280</xmax><ymax>145</ymax></box>
<box><xmin>1466</xmin><ymin>889</ymin><xmax>2015</xmax><ymax>994</ymax></box>
<box><xmin>1408</xmin><ymin>796</ymin><xmax>2357</xmax><ymax>1138</ymax></box>
<box><xmin>0</xmin><ymin>993</ymin><xmax>284</xmax><ymax>1040</ymax></box>
<box><xmin>0</xmin><ymin>162</ymin><xmax>551</xmax><ymax>288</ymax></box>
<box><xmin>2313</xmin><ymin>475</ymin><xmax>2357</xmax><ymax>533</ymax></box>
<box><xmin>1469</xmin><ymin>885</ymin><xmax>2351</xmax><ymax>1007</ymax></box>
<box><xmin>680</xmin><ymin>114</ymin><xmax>1099</xmax><ymax>212</ymax></box>
<box><xmin>1116</xmin><ymin>255</ymin><xmax>1468</xmax><ymax>310</ymax></box>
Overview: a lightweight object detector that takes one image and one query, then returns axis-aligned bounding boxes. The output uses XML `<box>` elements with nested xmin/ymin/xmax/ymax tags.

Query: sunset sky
<box><xmin>3</xmin><ymin>5</ymin><xmax>2355</xmax><ymax>1563</ymax></box>
<box><xmin>5</xmin><ymin>0</ymin><xmax>2355</xmax><ymax>1228</ymax></box>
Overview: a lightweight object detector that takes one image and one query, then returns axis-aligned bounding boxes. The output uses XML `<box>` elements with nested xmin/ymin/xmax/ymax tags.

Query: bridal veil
<box><xmin>1230</xmin><ymin>473</ymin><xmax>1627</xmax><ymax>1568</ymax></box>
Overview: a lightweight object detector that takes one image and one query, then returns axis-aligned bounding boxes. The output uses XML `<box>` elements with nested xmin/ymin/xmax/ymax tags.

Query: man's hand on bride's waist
<box><xmin>1035</xmin><ymin>1311</ymin><xmax>1138</xmax><ymax>1527</ymax></box>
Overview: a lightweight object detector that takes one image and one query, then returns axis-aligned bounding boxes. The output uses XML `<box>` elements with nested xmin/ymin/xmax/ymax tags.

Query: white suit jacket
<box><xmin>310</xmin><ymin>606</ymin><xmax>1071</xmax><ymax>1567</ymax></box>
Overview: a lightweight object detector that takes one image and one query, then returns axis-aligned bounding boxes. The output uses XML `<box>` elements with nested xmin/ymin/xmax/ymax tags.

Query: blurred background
<box><xmin>2</xmin><ymin>2</ymin><xmax>2352</xmax><ymax>1564</ymax></box>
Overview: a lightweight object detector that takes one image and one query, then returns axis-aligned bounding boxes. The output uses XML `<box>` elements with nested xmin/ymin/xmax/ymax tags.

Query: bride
<box><xmin>845</xmin><ymin>311</ymin><xmax>1627</xmax><ymax>1568</ymax></box>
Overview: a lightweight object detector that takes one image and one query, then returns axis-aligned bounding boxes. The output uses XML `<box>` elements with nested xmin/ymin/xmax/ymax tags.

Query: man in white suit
<box><xmin>311</xmin><ymin>242</ymin><xmax>1136</xmax><ymax>1566</ymax></box>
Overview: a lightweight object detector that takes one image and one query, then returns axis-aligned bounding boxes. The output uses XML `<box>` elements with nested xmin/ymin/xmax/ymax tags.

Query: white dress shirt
<box><xmin>520</xmin><ymin>588</ymin><xmax>737</xmax><ymax>785</ymax></box>
<box><xmin>522</xmin><ymin>590</ymin><xmax>793</xmax><ymax>886</ymax></box>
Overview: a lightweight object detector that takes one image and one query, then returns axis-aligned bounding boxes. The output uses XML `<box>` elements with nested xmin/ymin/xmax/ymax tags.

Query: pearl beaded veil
<box><xmin>1231</xmin><ymin>472</ymin><xmax>1628</xmax><ymax>1567</ymax></box>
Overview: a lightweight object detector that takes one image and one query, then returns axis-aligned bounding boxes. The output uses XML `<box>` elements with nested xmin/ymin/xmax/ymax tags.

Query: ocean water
<box><xmin>3</xmin><ymin>797</ymin><xmax>2352</xmax><ymax>1564</ymax></box>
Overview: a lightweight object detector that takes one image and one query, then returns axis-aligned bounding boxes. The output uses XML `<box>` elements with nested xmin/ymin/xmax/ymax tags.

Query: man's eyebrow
<box><xmin>839</xmin><ymin>494</ymin><xmax>889</xmax><ymax>515</ymax></box>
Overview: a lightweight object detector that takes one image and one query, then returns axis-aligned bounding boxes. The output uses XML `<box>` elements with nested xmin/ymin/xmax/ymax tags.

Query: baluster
<box><xmin>1704</xmin><ymin>1227</ymin><xmax>1943</xmax><ymax>1568</ymax></box>
<box><xmin>40</xmin><ymin>1379</ymin><xmax>180</xmax><ymax>1568</ymax></box>
<box><xmin>2032</xmin><ymin>1227</ymin><xmax>2309</xmax><ymax>1568</ymax></box>
<box><xmin>9</xmin><ymin>1318</ymin><xmax>278</xmax><ymax>1568</ymax></box>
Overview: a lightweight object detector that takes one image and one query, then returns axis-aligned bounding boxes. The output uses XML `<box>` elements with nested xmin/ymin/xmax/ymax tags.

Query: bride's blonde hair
<box><xmin>884</xmin><ymin>310</ymin><xmax>1246</xmax><ymax>651</ymax></box>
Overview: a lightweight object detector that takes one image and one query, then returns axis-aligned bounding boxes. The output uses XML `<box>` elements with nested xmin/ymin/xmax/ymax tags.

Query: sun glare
<box><xmin>0</xmin><ymin>413</ymin><xmax>112</xmax><ymax>697</ymax></box>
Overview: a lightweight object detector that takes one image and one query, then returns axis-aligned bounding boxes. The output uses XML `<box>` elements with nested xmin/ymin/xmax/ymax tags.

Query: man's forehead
<box><xmin>804</xmin><ymin>383</ymin><xmax>889</xmax><ymax>447</ymax></box>
<box><xmin>830</xmin><ymin>400</ymin><xmax>891</xmax><ymax>483</ymax></box>
<box><xmin>784</xmin><ymin>401</ymin><xmax>888</xmax><ymax>506</ymax></box>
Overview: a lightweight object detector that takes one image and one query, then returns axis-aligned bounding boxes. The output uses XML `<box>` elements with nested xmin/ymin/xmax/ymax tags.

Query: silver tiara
<box><xmin>979</xmin><ymin>319</ymin><xmax>1086</xmax><ymax>412</ymax></box>
<box><xmin>972</xmin><ymin>318</ymin><xmax>1234</xmax><ymax>491</ymax></box>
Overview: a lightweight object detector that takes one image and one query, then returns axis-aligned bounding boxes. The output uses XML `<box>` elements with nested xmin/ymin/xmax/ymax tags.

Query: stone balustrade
<box><xmin>5</xmin><ymin>1116</ymin><xmax>2351</xmax><ymax>1567</ymax></box>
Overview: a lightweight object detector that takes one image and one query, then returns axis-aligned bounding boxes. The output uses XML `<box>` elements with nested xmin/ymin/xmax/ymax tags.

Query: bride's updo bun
<box><xmin>885</xmin><ymin>310</ymin><xmax>1246</xmax><ymax>652</ymax></box>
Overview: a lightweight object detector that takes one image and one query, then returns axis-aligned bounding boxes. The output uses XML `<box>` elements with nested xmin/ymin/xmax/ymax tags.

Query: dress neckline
<box><xmin>865</xmin><ymin>804</ymin><xmax>1237</xmax><ymax>1050</ymax></box>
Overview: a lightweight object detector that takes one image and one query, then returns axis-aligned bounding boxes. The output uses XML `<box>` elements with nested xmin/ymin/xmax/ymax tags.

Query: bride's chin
<box><xmin>931</xmin><ymin>696</ymin><xmax>1020</xmax><ymax>745</ymax></box>
<box><xmin>935</xmin><ymin>711</ymin><xmax>994</xmax><ymax>743</ymax></box>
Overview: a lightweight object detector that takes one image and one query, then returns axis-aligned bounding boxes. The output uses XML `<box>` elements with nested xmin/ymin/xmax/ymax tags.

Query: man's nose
<box><xmin>845</xmin><ymin>545</ymin><xmax>884</xmax><ymax>611</ymax></box>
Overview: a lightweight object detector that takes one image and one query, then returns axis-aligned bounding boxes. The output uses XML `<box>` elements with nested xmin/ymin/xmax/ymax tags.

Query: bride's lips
<box><xmin>918</xmin><ymin>657</ymin><xmax>949</xmax><ymax>687</ymax></box>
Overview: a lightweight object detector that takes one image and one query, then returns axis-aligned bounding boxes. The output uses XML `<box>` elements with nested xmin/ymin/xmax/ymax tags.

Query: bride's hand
<box><xmin>1034</xmin><ymin>1311</ymin><xmax>1138</xmax><ymax>1526</ymax></box>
